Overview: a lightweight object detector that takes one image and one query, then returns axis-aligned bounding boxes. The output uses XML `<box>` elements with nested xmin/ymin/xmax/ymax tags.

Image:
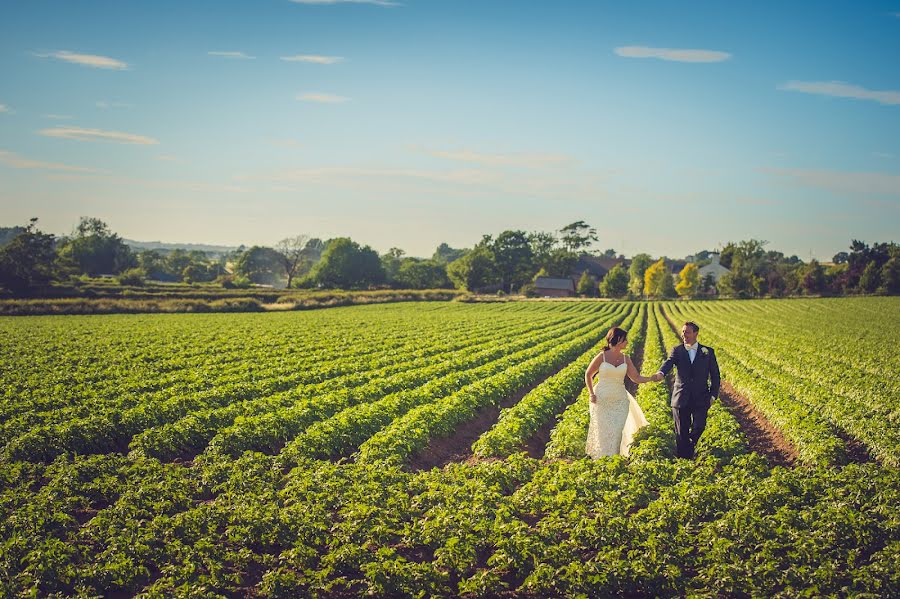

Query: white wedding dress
<box><xmin>585</xmin><ymin>355</ymin><xmax>649</xmax><ymax>458</ymax></box>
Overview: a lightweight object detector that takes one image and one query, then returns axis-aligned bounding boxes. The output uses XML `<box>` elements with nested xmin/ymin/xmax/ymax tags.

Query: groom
<box><xmin>652</xmin><ymin>321</ymin><xmax>720</xmax><ymax>459</ymax></box>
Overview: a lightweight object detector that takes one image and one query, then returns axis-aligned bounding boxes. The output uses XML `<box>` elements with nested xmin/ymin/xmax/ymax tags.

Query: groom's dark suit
<box><xmin>658</xmin><ymin>343</ymin><xmax>720</xmax><ymax>459</ymax></box>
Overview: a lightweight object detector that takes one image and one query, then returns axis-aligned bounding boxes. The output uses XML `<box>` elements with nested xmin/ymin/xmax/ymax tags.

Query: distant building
<box><xmin>572</xmin><ymin>254</ymin><xmax>627</xmax><ymax>282</ymax></box>
<box><xmin>534</xmin><ymin>276</ymin><xmax>576</xmax><ymax>298</ymax></box>
<box><xmin>698</xmin><ymin>253</ymin><xmax>730</xmax><ymax>282</ymax></box>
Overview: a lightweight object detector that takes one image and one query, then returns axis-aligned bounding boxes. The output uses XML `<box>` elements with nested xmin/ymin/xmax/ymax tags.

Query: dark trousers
<box><xmin>672</xmin><ymin>405</ymin><xmax>709</xmax><ymax>459</ymax></box>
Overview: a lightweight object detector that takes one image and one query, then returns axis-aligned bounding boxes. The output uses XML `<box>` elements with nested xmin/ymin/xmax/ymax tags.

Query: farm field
<box><xmin>1</xmin><ymin>298</ymin><xmax>898</xmax><ymax>597</ymax></box>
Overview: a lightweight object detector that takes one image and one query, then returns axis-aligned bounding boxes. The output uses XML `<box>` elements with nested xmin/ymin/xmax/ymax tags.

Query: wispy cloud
<box><xmin>0</xmin><ymin>104</ymin><xmax>9</xmax><ymax>113</ymax></box>
<box><xmin>290</xmin><ymin>0</ymin><xmax>399</xmax><ymax>6</ymax></box>
<box><xmin>778</xmin><ymin>80</ymin><xmax>900</xmax><ymax>106</ymax></box>
<box><xmin>424</xmin><ymin>147</ymin><xmax>576</xmax><ymax>168</ymax></box>
<box><xmin>208</xmin><ymin>51</ymin><xmax>255</xmax><ymax>60</ymax></box>
<box><xmin>297</xmin><ymin>92</ymin><xmax>349</xmax><ymax>103</ymax></box>
<box><xmin>155</xmin><ymin>155</ymin><xmax>181</xmax><ymax>162</ymax></box>
<box><xmin>0</xmin><ymin>149</ymin><xmax>102</xmax><ymax>173</ymax></box>
<box><xmin>43</xmin><ymin>114</ymin><xmax>72</xmax><ymax>120</ymax></box>
<box><xmin>39</xmin><ymin>126</ymin><xmax>159</xmax><ymax>145</ymax></box>
<box><xmin>36</xmin><ymin>50</ymin><xmax>129</xmax><ymax>70</ymax></box>
<box><xmin>614</xmin><ymin>46</ymin><xmax>731</xmax><ymax>63</ymax></box>
<box><xmin>763</xmin><ymin>167</ymin><xmax>900</xmax><ymax>196</ymax></box>
<box><xmin>96</xmin><ymin>101</ymin><xmax>131</xmax><ymax>109</ymax></box>
<box><xmin>281</xmin><ymin>54</ymin><xmax>344</xmax><ymax>64</ymax></box>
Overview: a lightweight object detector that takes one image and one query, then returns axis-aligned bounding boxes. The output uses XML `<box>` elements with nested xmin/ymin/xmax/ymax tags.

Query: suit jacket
<box><xmin>659</xmin><ymin>344</ymin><xmax>720</xmax><ymax>409</ymax></box>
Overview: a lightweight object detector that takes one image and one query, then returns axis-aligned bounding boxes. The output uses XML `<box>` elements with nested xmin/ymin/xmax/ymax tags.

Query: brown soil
<box><xmin>718</xmin><ymin>381</ymin><xmax>799</xmax><ymax>468</ymax></box>
<box><xmin>406</xmin><ymin>360</ymin><xmax>572</xmax><ymax>472</ymax></box>
<box><xmin>658</xmin><ymin>305</ymin><xmax>800</xmax><ymax>468</ymax></box>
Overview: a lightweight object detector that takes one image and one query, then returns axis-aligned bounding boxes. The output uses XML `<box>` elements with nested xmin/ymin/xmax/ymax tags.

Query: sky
<box><xmin>1</xmin><ymin>1</ymin><xmax>899</xmax><ymax>260</ymax></box>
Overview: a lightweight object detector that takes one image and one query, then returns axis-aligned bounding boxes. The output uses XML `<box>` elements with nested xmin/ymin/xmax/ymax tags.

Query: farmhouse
<box><xmin>534</xmin><ymin>276</ymin><xmax>576</xmax><ymax>297</ymax></box>
<box><xmin>698</xmin><ymin>253</ymin><xmax>730</xmax><ymax>282</ymax></box>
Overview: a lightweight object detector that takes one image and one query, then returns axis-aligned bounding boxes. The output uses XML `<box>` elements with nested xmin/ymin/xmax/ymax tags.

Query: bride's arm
<box><xmin>625</xmin><ymin>355</ymin><xmax>654</xmax><ymax>384</ymax></box>
<box><xmin>585</xmin><ymin>353</ymin><xmax>603</xmax><ymax>403</ymax></box>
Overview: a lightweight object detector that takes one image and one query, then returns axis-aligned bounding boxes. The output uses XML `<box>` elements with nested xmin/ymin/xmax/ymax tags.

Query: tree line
<box><xmin>0</xmin><ymin>217</ymin><xmax>897</xmax><ymax>298</ymax></box>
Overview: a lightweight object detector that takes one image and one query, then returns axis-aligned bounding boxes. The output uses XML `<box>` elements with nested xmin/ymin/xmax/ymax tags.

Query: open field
<box><xmin>1</xmin><ymin>298</ymin><xmax>898</xmax><ymax>597</ymax></box>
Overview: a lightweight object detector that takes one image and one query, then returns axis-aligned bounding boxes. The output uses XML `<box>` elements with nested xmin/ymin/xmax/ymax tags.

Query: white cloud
<box><xmin>778</xmin><ymin>80</ymin><xmax>900</xmax><ymax>106</ymax></box>
<box><xmin>424</xmin><ymin>147</ymin><xmax>575</xmax><ymax>168</ymax></box>
<box><xmin>281</xmin><ymin>54</ymin><xmax>344</xmax><ymax>64</ymax></box>
<box><xmin>39</xmin><ymin>126</ymin><xmax>159</xmax><ymax>145</ymax></box>
<box><xmin>0</xmin><ymin>149</ymin><xmax>102</xmax><ymax>173</ymax></box>
<box><xmin>297</xmin><ymin>92</ymin><xmax>349</xmax><ymax>103</ymax></box>
<box><xmin>0</xmin><ymin>104</ymin><xmax>9</xmax><ymax>113</ymax></box>
<box><xmin>763</xmin><ymin>167</ymin><xmax>900</xmax><ymax>196</ymax></box>
<box><xmin>614</xmin><ymin>46</ymin><xmax>731</xmax><ymax>63</ymax></box>
<box><xmin>36</xmin><ymin>50</ymin><xmax>129</xmax><ymax>70</ymax></box>
<box><xmin>208</xmin><ymin>51</ymin><xmax>255</xmax><ymax>60</ymax></box>
<box><xmin>43</xmin><ymin>114</ymin><xmax>72</xmax><ymax>120</ymax></box>
<box><xmin>96</xmin><ymin>101</ymin><xmax>131</xmax><ymax>109</ymax></box>
<box><xmin>290</xmin><ymin>0</ymin><xmax>399</xmax><ymax>6</ymax></box>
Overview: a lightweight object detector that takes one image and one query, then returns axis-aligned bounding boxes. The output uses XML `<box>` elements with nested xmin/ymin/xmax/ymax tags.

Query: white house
<box><xmin>698</xmin><ymin>253</ymin><xmax>730</xmax><ymax>282</ymax></box>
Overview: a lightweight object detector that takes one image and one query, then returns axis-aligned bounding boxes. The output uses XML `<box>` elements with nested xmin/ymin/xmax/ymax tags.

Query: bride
<box><xmin>585</xmin><ymin>326</ymin><xmax>656</xmax><ymax>458</ymax></box>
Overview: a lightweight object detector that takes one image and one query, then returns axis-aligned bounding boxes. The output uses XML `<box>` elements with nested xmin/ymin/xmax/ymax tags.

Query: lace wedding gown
<box><xmin>585</xmin><ymin>357</ymin><xmax>649</xmax><ymax>458</ymax></box>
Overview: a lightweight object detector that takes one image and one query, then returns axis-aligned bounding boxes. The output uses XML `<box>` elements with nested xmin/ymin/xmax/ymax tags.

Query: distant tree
<box><xmin>859</xmin><ymin>261</ymin><xmax>881</xmax><ymax>293</ymax></box>
<box><xmin>644</xmin><ymin>259</ymin><xmax>675</xmax><ymax>298</ymax></box>
<box><xmin>599</xmin><ymin>263</ymin><xmax>629</xmax><ymax>298</ymax></box>
<box><xmin>446</xmin><ymin>245</ymin><xmax>497</xmax><ymax>292</ymax></box>
<box><xmin>0</xmin><ymin>218</ymin><xmax>58</xmax><ymax>294</ymax></box>
<box><xmin>137</xmin><ymin>250</ymin><xmax>169</xmax><ymax>280</ymax></box>
<box><xmin>310</xmin><ymin>237</ymin><xmax>385</xmax><ymax>289</ymax></box>
<box><xmin>274</xmin><ymin>235</ymin><xmax>311</xmax><ymax>288</ymax></box>
<box><xmin>432</xmin><ymin>243</ymin><xmax>466</xmax><ymax>264</ymax></box>
<box><xmin>800</xmin><ymin>259</ymin><xmax>826</xmax><ymax>295</ymax></box>
<box><xmin>381</xmin><ymin>247</ymin><xmax>405</xmax><ymax>284</ymax></box>
<box><xmin>234</xmin><ymin>246</ymin><xmax>285</xmax><ymax>286</ymax></box>
<box><xmin>116</xmin><ymin>267</ymin><xmax>146</xmax><ymax>286</ymax></box>
<box><xmin>491</xmin><ymin>230</ymin><xmax>534</xmax><ymax>293</ymax></box>
<box><xmin>832</xmin><ymin>251</ymin><xmax>849</xmax><ymax>264</ymax></box>
<box><xmin>880</xmin><ymin>255</ymin><xmax>900</xmax><ymax>294</ymax></box>
<box><xmin>675</xmin><ymin>263</ymin><xmax>700</xmax><ymax>298</ymax></box>
<box><xmin>601</xmin><ymin>248</ymin><xmax>617</xmax><ymax>258</ymax></box>
<box><xmin>576</xmin><ymin>271</ymin><xmax>596</xmax><ymax>297</ymax></box>
<box><xmin>528</xmin><ymin>231</ymin><xmax>557</xmax><ymax>267</ymax></box>
<box><xmin>628</xmin><ymin>253</ymin><xmax>654</xmax><ymax>296</ymax></box>
<box><xmin>700</xmin><ymin>273</ymin><xmax>717</xmax><ymax>295</ymax></box>
<box><xmin>57</xmin><ymin>216</ymin><xmax>134</xmax><ymax>276</ymax></box>
<box><xmin>395</xmin><ymin>259</ymin><xmax>451</xmax><ymax>289</ymax></box>
<box><xmin>558</xmin><ymin>221</ymin><xmax>598</xmax><ymax>253</ymax></box>
<box><xmin>532</xmin><ymin>267</ymin><xmax>549</xmax><ymax>282</ymax></box>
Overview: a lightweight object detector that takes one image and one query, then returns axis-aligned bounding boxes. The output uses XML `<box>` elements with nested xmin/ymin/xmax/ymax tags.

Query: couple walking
<box><xmin>585</xmin><ymin>321</ymin><xmax>720</xmax><ymax>459</ymax></box>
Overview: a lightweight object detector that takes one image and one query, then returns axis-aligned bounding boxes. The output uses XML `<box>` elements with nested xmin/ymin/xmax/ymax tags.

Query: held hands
<box><xmin>651</xmin><ymin>372</ymin><xmax>665</xmax><ymax>383</ymax></box>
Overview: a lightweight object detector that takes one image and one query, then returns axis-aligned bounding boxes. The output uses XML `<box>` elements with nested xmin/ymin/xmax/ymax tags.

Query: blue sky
<box><xmin>1</xmin><ymin>1</ymin><xmax>898</xmax><ymax>259</ymax></box>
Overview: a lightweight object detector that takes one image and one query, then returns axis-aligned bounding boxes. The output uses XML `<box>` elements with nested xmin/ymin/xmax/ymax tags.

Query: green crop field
<box><xmin>1</xmin><ymin>298</ymin><xmax>898</xmax><ymax>597</ymax></box>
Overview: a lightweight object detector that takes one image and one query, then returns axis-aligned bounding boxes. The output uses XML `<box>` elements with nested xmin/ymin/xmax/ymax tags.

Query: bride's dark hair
<box><xmin>603</xmin><ymin>327</ymin><xmax>628</xmax><ymax>351</ymax></box>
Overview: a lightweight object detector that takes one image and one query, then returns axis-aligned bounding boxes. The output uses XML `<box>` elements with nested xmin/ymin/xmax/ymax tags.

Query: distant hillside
<box><xmin>123</xmin><ymin>239</ymin><xmax>240</xmax><ymax>254</ymax></box>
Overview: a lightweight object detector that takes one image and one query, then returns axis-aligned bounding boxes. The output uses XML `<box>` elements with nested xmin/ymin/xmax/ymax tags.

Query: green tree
<box><xmin>628</xmin><ymin>253</ymin><xmax>654</xmax><ymax>296</ymax></box>
<box><xmin>644</xmin><ymin>259</ymin><xmax>675</xmax><ymax>298</ymax></box>
<box><xmin>446</xmin><ymin>245</ymin><xmax>497</xmax><ymax>292</ymax></box>
<box><xmin>576</xmin><ymin>271</ymin><xmax>595</xmax><ymax>297</ymax></box>
<box><xmin>558</xmin><ymin>221</ymin><xmax>598</xmax><ymax>253</ymax></box>
<box><xmin>431</xmin><ymin>243</ymin><xmax>466</xmax><ymax>264</ymax></box>
<box><xmin>491</xmin><ymin>230</ymin><xmax>534</xmax><ymax>293</ymax></box>
<box><xmin>310</xmin><ymin>238</ymin><xmax>385</xmax><ymax>289</ymax></box>
<box><xmin>880</xmin><ymin>255</ymin><xmax>900</xmax><ymax>294</ymax></box>
<box><xmin>395</xmin><ymin>259</ymin><xmax>451</xmax><ymax>289</ymax></box>
<box><xmin>859</xmin><ymin>261</ymin><xmax>881</xmax><ymax>293</ymax></box>
<box><xmin>57</xmin><ymin>217</ymin><xmax>134</xmax><ymax>276</ymax></box>
<box><xmin>675</xmin><ymin>263</ymin><xmax>700</xmax><ymax>298</ymax></box>
<box><xmin>0</xmin><ymin>218</ymin><xmax>58</xmax><ymax>294</ymax></box>
<box><xmin>599</xmin><ymin>264</ymin><xmax>629</xmax><ymax>298</ymax></box>
<box><xmin>234</xmin><ymin>246</ymin><xmax>285</xmax><ymax>286</ymax></box>
<box><xmin>800</xmin><ymin>259</ymin><xmax>826</xmax><ymax>295</ymax></box>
